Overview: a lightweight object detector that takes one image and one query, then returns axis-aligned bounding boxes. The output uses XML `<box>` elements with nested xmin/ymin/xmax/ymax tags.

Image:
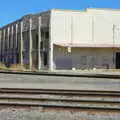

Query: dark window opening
<box><xmin>36</xmin><ymin>35</ymin><xmax>38</xmax><ymax>49</ymax></box>
<box><xmin>40</xmin><ymin>41</ymin><xmax>44</xmax><ymax>50</ymax></box>
<box><xmin>36</xmin><ymin>35</ymin><xmax>38</xmax><ymax>44</ymax></box>
<box><xmin>41</xmin><ymin>29</ymin><xmax>44</xmax><ymax>38</ymax></box>
<box><xmin>16</xmin><ymin>53</ymin><xmax>19</xmax><ymax>64</ymax></box>
<box><xmin>9</xmin><ymin>36</ymin><xmax>11</xmax><ymax>48</ymax></box>
<box><xmin>44</xmin><ymin>52</ymin><xmax>48</xmax><ymax>66</ymax></box>
<box><xmin>45</xmin><ymin>31</ymin><xmax>49</xmax><ymax>39</ymax></box>
<box><xmin>116</xmin><ymin>52</ymin><xmax>120</xmax><ymax>69</ymax></box>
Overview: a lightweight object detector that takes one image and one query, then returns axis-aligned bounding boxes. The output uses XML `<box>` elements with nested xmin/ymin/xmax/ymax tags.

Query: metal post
<box><xmin>20</xmin><ymin>21</ymin><xmax>23</xmax><ymax>66</ymax></box>
<box><xmin>38</xmin><ymin>17</ymin><xmax>42</xmax><ymax>70</ymax></box>
<box><xmin>29</xmin><ymin>18</ymin><xmax>32</xmax><ymax>69</ymax></box>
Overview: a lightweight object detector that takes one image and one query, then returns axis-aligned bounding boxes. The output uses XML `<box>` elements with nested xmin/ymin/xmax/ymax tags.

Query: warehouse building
<box><xmin>0</xmin><ymin>8</ymin><xmax>120</xmax><ymax>70</ymax></box>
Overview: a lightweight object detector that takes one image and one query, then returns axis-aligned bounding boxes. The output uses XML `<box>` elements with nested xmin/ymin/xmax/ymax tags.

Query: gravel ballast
<box><xmin>0</xmin><ymin>107</ymin><xmax>119</xmax><ymax>120</ymax></box>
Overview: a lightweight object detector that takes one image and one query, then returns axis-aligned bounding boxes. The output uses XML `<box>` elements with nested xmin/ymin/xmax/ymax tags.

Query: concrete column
<box><xmin>20</xmin><ymin>21</ymin><xmax>23</xmax><ymax>65</ymax></box>
<box><xmin>11</xmin><ymin>25</ymin><xmax>14</xmax><ymax>63</ymax></box>
<box><xmin>29</xmin><ymin>18</ymin><xmax>33</xmax><ymax>69</ymax></box>
<box><xmin>7</xmin><ymin>27</ymin><xmax>10</xmax><ymax>62</ymax></box>
<box><xmin>49</xmin><ymin>19</ymin><xmax>54</xmax><ymax>71</ymax></box>
<box><xmin>15</xmin><ymin>24</ymin><xmax>18</xmax><ymax>48</ymax></box>
<box><xmin>112</xmin><ymin>24</ymin><xmax>116</xmax><ymax>66</ymax></box>
<box><xmin>3</xmin><ymin>29</ymin><xmax>6</xmax><ymax>63</ymax></box>
<box><xmin>38</xmin><ymin>17</ymin><xmax>42</xmax><ymax>70</ymax></box>
<box><xmin>7</xmin><ymin>27</ymin><xmax>10</xmax><ymax>53</ymax></box>
<box><xmin>1</xmin><ymin>30</ymin><xmax>3</xmax><ymax>62</ymax></box>
<box><xmin>13</xmin><ymin>23</ymin><xmax>18</xmax><ymax>64</ymax></box>
<box><xmin>0</xmin><ymin>30</ymin><xmax>1</xmax><ymax>62</ymax></box>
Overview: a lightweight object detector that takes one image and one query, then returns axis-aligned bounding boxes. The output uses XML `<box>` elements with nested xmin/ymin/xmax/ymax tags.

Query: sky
<box><xmin>0</xmin><ymin>0</ymin><xmax>120</xmax><ymax>27</ymax></box>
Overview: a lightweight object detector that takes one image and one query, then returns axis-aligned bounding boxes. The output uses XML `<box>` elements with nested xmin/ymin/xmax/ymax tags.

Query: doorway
<box><xmin>116</xmin><ymin>52</ymin><xmax>120</xmax><ymax>69</ymax></box>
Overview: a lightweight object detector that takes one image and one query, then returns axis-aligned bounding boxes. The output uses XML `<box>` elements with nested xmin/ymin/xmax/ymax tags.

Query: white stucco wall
<box><xmin>53</xmin><ymin>46</ymin><xmax>115</xmax><ymax>70</ymax></box>
<box><xmin>87</xmin><ymin>9</ymin><xmax>120</xmax><ymax>45</ymax></box>
<box><xmin>72</xmin><ymin>48</ymin><xmax>115</xmax><ymax>69</ymax></box>
<box><xmin>51</xmin><ymin>10</ymin><xmax>91</xmax><ymax>44</ymax></box>
<box><xmin>53</xmin><ymin>46</ymin><xmax>72</xmax><ymax>69</ymax></box>
<box><xmin>50</xmin><ymin>9</ymin><xmax>120</xmax><ymax>46</ymax></box>
<box><xmin>51</xmin><ymin>9</ymin><xmax>120</xmax><ymax>70</ymax></box>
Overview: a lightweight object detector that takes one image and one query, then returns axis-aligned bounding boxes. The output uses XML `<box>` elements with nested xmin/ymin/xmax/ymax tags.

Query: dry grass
<box><xmin>1</xmin><ymin>63</ymin><xmax>120</xmax><ymax>73</ymax></box>
<box><xmin>8</xmin><ymin>64</ymin><xmax>27</xmax><ymax>72</ymax></box>
<box><xmin>0</xmin><ymin>63</ymin><xmax>8</xmax><ymax>70</ymax></box>
<box><xmin>9</xmin><ymin>64</ymin><xmax>39</xmax><ymax>72</ymax></box>
<box><xmin>0</xmin><ymin>63</ymin><xmax>44</xmax><ymax>72</ymax></box>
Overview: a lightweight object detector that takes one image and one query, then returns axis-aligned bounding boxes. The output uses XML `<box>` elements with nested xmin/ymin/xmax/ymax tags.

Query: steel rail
<box><xmin>0</xmin><ymin>102</ymin><xmax>119</xmax><ymax>111</ymax></box>
<box><xmin>0</xmin><ymin>88</ymin><xmax>120</xmax><ymax>93</ymax></box>
<box><xmin>0</xmin><ymin>96</ymin><xmax>119</xmax><ymax>104</ymax></box>
<box><xmin>0</xmin><ymin>89</ymin><xmax>119</xmax><ymax>97</ymax></box>
<box><xmin>0</xmin><ymin>88</ymin><xmax>119</xmax><ymax>112</ymax></box>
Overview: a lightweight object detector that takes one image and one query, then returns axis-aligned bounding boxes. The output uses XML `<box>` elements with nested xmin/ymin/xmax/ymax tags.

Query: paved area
<box><xmin>1</xmin><ymin>69</ymin><xmax>120</xmax><ymax>78</ymax></box>
<box><xmin>0</xmin><ymin>73</ymin><xmax>119</xmax><ymax>91</ymax></box>
<box><xmin>54</xmin><ymin>69</ymin><xmax>120</xmax><ymax>75</ymax></box>
<box><xmin>51</xmin><ymin>69</ymin><xmax>120</xmax><ymax>77</ymax></box>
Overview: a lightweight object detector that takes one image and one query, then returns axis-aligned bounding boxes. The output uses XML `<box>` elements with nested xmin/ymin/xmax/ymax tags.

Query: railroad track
<box><xmin>0</xmin><ymin>88</ymin><xmax>120</xmax><ymax>111</ymax></box>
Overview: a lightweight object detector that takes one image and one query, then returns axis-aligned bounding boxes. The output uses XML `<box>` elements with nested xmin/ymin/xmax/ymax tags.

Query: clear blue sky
<box><xmin>0</xmin><ymin>0</ymin><xmax>120</xmax><ymax>27</ymax></box>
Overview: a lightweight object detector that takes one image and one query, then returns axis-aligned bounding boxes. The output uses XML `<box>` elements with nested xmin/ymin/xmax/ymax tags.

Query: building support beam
<box><xmin>3</xmin><ymin>29</ymin><xmax>5</xmax><ymax>63</ymax></box>
<box><xmin>1</xmin><ymin>30</ymin><xmax>3</xmax><ymax>62</ymax></box>
<box><xmin>38</xmin><ymin>17</ymin><xmax>42</xmax><ymax>70</ymax></box>
<box><xmin>7</xmin><ymin>27</ymin><xmax>10</xmax><ymax>59</ymax></box>
<box><xmin>11</xmin><ymin>26</ymin><xmax>14</xmax><ymax>63</ymax></box>
<box><xmin>13</xmin><ymin>23</ymin><xmax>18</xmax><ymax>64</ymax></box>
<box><xmin>20</xmin><ymin>21</ymin><xmax>23</xmax><ymax>66</ymax></box>
<box><xmin>48</xmin><ymin>19</ymin><xmax>54</xmax><ymax>71</ymax></box>
<box><xmin>0</xmin><ymin>30</ymin><xmax>2</xmax><ymax>62</ymax></box>
<box><xmin>29</xmin><ymin>18</ymin><xmax>33</xmax><ymax>69</ymax></box>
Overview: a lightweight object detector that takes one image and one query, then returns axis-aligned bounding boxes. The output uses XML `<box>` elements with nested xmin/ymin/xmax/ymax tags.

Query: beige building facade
<box><xmin>0</xmin><ymin>8</ymin><xmax>120</xmax><ymax>70</ymax></box>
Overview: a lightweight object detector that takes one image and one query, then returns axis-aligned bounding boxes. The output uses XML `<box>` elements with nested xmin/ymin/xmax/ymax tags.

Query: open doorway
<box><xmin>116</xmin><ymin>52</ymin><xmax>120</xmax><ymax>69</ymax></box>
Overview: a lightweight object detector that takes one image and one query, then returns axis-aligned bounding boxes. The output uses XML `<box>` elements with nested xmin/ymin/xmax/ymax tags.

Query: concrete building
<box><xmin>1</xmin><ymin>8</ymin><xmax>120</xmax><ymax>70</ymax></box>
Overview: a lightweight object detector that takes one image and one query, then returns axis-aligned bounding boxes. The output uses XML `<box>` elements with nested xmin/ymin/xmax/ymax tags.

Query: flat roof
<box><xmin>87</xmin><ymin>8</ymin><xmax>120</xmax><ymax>12</ymax></box>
